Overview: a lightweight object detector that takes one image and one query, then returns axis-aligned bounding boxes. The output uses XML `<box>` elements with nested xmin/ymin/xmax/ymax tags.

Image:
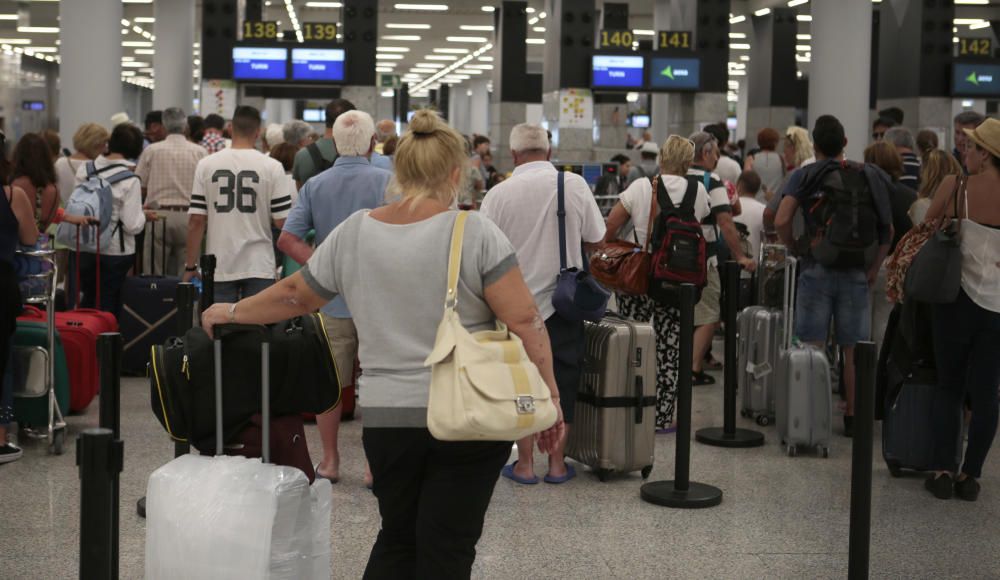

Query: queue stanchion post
<box><xmin>200</xmin><ymin>254</ymin><xmax>216</xmax><ymax>315</ymax></box>
<box><xmin>640</xmin><ymin>283</ymin><xmax>723</xmax><ymax>508</ymax></box>
<box><xmin>138</xmin><ymin>283</ymin><xmax>198</xmax><ymax>519</ymax></box>
<box><xmin>696</xmin><ymin>261</ymin><xmax>765</xmax><ymax>448</ymax></box>
<box><xmin>78</xmin><ymin>427</ymin><xmax>122</xmax><ymax>580</ymax></box>
<box><xmin>97</xmin><ymin>333</ymin><xmax>123</xmax><ymax>578</ymax></box>
<box><xmin>848</xmin><ymin>341</ymin><xmax>876</xmax><ymax>580</ymax></box>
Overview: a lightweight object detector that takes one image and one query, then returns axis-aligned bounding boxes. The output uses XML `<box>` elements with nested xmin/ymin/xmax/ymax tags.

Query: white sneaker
<box><xmin>0</xmin><ymin>443</ymin><xmax>23</xmax><ymax>464</ymax></box>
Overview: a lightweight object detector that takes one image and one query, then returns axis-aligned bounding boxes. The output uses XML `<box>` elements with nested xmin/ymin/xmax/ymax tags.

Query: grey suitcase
<box><xmin>566</xmin><ymin>313</ymin><xmax>656</xmax><ymax>481</ymax></box>
<box><xmin>775</xmin><ymin>258</ymin><xmax>833</xmax><ymax>457</ymax></box>
<box><xmin>738</xmin><ymin>305</ymin><xmax>782</xmax><ymax>426</ymax></box>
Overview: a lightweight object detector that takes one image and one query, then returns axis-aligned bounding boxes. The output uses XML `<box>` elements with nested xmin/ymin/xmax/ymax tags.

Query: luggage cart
<box><xmin>13</xmin><ymin>247</ymin><xmax>67</xmax><ymax>455</ymax></box>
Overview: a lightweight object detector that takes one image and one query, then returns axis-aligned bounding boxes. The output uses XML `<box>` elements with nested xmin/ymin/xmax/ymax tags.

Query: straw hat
<box><xmin>110</xmin><ymin>112</ymin><xmax>131</xmax><ymax>127</ymax></box>
<box><xmin>963</xmin><ymin>117</ymin><xmax>1000</xmax><ymax>158</ymax></box>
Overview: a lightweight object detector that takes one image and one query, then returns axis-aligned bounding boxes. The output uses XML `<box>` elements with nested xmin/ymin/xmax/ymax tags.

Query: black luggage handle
<box><xmin>212</xmin><ymin>324</ymin><xmax>271</xmax><ymax>463</ymax></box>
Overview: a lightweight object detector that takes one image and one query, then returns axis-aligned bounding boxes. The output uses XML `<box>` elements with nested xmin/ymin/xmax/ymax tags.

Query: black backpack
<box><xmin>306</xmin><ymin>142</ymin><xmax>334</xmax><ymax>174</ymax></box>
<box><xmin>806</xmin><ymin>162</ymin><xmax>879</xmax><ymax>269</ymax></box>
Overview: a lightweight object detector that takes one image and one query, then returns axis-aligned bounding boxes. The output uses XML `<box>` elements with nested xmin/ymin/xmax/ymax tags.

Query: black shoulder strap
<box><xmin>679</xmin><ymin>178</ymin><xmax>699</xmax><ymax>215</ymax></box>
<box><xmin>556</xmin><ymin>171</ymin><xmax>567</xmax><ymax>272</ymax></box>
<box><xmin>306</xmin><ymin>142</ymin><xmax>325</xmax><ymax>171</ymax></box>
<box><xmin>656</xmin><ymin>175</ymin><xmax>677</xmax><ymax>213</ymax></box>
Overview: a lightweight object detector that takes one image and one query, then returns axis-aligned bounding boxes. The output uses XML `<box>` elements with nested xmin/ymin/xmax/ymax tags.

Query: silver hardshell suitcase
<box><xmin>566</xmin><ymin>313</ymin><xmax>656</xmax><ymax>482</ymax></box>
<box><xmin>738</xmin><ymin>305</ymin><xmax>782</xmax><ymax>426</ymax></box>
<box><xmin>775</xmin><ymin>258</ymin><xmax>833</xmax><ymax>457</ymax></box>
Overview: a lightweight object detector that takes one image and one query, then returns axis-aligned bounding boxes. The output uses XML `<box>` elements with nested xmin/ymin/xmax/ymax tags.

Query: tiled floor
<box><xmin>2</xmin><ymin>367</ymin><xmax>999</xmax><ymax>579</ymax></box>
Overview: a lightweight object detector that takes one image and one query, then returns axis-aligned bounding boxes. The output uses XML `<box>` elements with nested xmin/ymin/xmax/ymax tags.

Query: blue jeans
<box><xmin>930</xmin><ymin>290</ymin><xmax>1000</xmax><ymax>478</ymax></box>
<box><xmin>213</xmin><ymin>278</ymin><xmax>275</xmax><ymax>303</ymax></box>
<box><xmin>794</xmin><ymin>263</ymin><xmax>871</xmax><ymax>346</ymax></box>
<box><xmin>67</xmin><ymin>252</ymin><xmax>135</xmax><ymax>318</ymax></box>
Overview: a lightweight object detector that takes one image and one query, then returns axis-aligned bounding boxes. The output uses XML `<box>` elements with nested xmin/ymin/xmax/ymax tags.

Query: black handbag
<box><xmin>551</xmin><ymin>171</ymin><xmax>610</xmax><ymax>322</ymax></box>
<box><xmin>904</xmin><ymin>175</ymin><xmax>965</xmax><ymax>304</ymax></box>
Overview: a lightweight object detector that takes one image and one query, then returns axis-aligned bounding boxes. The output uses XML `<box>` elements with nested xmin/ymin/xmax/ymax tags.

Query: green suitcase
<box><xmin>12</xmin><ymin>320</ymin><xmax>70</xmax><ymax>426</ymax></box>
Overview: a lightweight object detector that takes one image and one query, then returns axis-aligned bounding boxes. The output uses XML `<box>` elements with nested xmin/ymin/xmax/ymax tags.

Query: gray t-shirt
<box><xmin>301</xmin><ymin>210</ymin><xmax>518</xmax><ymax>427</ymax></box>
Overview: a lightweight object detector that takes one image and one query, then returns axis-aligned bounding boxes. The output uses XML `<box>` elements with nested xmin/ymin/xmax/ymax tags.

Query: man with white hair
<box><xmin>264</xmin><ymin>123</ymin><xmax>285</xmax><ymax>150</ymax></box>
<box><xmin>135</xmin><ymin>106</ymin><xmax>207</xmax><ymax>275</ymax></box>
<box><xmin>480</xmin><ymin>123</ymin><xmax>605</xmax><ymax>486</ymax></box>
<box><xmin>278</xmin><ymin>109</ymin><xmax>391</xmax><ymax>484</ymax></box>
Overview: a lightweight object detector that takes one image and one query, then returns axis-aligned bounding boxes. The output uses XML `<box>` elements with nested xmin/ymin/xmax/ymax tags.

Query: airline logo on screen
<box><xmin>965</xmin><ymin>71</ymin><xmax>994</xmax><ymax>86</ymax></box>
<box><xmin>659</xmin><ymin>65</ymin><xmax>692</xmax><ymax>81</ymax></box>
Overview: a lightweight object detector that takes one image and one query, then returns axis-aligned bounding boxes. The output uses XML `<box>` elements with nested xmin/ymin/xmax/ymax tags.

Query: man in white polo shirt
<box><xmin>480</xmin><ymin>123</ymin><xmax>605</xmax><ymax>486</ymax></box>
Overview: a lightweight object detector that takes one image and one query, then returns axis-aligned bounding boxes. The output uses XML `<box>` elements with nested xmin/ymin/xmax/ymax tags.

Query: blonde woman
<box><xmin>784</xmin><ymin>125</ymin><xmax>814</xmax><ymax>171</ymax></box>
<box><xmin>203</xmin><ymin>109</ymin><xmax>563</xmax><ymax>578</ymax></box>
<box><xmin>909</xmin><ymin>149</ymin><xmax>962</xmax><ymax>224</ymax></box>
<box><xmin>602</xmin><ymin>135</ymin><xmax>719</xmax><ymax>431</ymax></box>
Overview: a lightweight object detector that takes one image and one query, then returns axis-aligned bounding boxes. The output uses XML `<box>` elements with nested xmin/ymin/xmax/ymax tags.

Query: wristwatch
<box><xmin>227</xmin><ymin>303</ymin><xmax>237</xmax><ymax>323</ymax></box>
<box><xmin>184</xmin><ymin>264</ymin><xmax>198</xmax><ymax>272</ymax></box>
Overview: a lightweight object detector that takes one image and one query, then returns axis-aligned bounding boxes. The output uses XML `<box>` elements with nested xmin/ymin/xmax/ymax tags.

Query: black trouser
<box><xmin>361</xmin><ymin>427</ymin><xmax>510</xmax><ymax>580</ymax></box>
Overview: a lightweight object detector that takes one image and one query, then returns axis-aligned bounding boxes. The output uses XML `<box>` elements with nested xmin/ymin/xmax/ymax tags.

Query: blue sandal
<box><xmin>544</xmin><ymin>464</ymin><xmax>577</xmax><ymax>484</ymax></box>
<box><xmin>501</xmin><ymin>461</ymin><xmax>540</xmax><ymax>485</ymax></box>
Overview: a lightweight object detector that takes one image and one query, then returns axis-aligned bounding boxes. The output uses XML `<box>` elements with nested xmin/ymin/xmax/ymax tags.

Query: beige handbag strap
<box><xmin>445</xmin><ymin>211</ymin><xmax>469</xmax><ymax>310</ymax></box>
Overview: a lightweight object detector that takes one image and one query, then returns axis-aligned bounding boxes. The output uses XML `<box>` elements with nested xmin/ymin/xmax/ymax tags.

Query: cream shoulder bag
<box><xmin>424</xmin><ymin>212</ymin><xmax>558</xmax><ymax>441</ymax></box>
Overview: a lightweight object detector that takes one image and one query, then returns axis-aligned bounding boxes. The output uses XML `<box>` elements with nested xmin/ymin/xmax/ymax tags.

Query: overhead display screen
<box><xmin>952</xmin><ymin>62</ymin><xmax>1000</xmax><ymax>97</ymax></box>
<box><xmin>232</xmin><ymin>47</ymin><xmax>288</xmax><ymax>80</ymax></box>
<box><xmin>648</xmin><ymin>57</ymin><xmax>701</xmax><ymax>91</ymax></box>
<box><xmin>592</xmin><ymin>55</ymin><xmax>645</xmax><ymax>88</ymax></box>
<box><xmin>291</xmin><ymin>48</ymin><xmax>346</xmax><ymax>82</ymax></box>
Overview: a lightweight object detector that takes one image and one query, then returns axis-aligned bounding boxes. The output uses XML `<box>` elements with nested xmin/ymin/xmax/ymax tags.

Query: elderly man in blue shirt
<box><xmin>278</xmin><ymin>109</ymin><xmax>392</xmax><ymax>485</ymax></box>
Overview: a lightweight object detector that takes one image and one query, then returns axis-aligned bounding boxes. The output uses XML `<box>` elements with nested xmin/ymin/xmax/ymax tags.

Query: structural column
<box><xmin>809</xmin><ymin>0</ymin><xmax>872</xmax><ymax>161</ymax></box>
<box><xmin>154</xmin><ymin>0</ymin><xmax>197</xmax><ymax>111</ymax></box>
<box><xmin>59</xmin><ymin>0</ymin><xmax>123</xmax><ymax>143</ymax></box>
<box><xmin>491</xmin><ymin>0</ymin><xmax>531</xmax><ymax>171</ymax></box>
<box><xmin>469</xmin><ymin>80</ymin><xmax>490</xmax><ymax>137</ymax></box>
<box><xmin>746</xmin><ymin>8</ymin><xmax>802</xmax><ymax>149</ymax></box>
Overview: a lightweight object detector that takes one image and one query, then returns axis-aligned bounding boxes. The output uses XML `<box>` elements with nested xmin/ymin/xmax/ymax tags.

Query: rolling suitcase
<box><xmin>882</xmin><ymin>367</ymin><xmax>962</xmax><ymax>477</ymax></box>
<box><xmin>145</xmin><ymin>324</ymin><xmax>331</xmax><ymax>579</ymax></box>
<box><xmin>18</xmin><ymin>305</ymin><xmax>99</xmax><ymax>413</ymax></box>
<box><xmin>566</xmin><ymin>313</ymin><xmax>656</xmax><ymax>481</ymax></box>
<box><xmin>738</xmin><ymin>305</ymin><xmax>782</xmax><ymax>427</ymax></box>
<box><xmin>121</xmin><ymin>218</ymin><xmax>181</xmax><ymax>375</ymax></box>
<box><xmin>775</xmin><ymin>258</ymin><xmax>833</xmax><ymax>457</ymax></box>
<box><xmin>10</xmin><ymin>321</ymin><xmax>70</xmax><ymax>425</ymax></box>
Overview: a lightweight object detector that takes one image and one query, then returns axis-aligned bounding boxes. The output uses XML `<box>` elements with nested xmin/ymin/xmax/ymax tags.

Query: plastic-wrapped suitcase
<box><xmin>882</xmin><ymin>367</ymin><xmax>962</xmax><ymax>477</ymax></box>
<box><xmin>145</xmin><ymin>324</ymin><xmax>331</xmax><ymax>579</ymax></box>
<box><xmin>121</xmin><ymin>218</ymin><xmax>181</xmax><ymax>375</ymax></box>
<box><xmin>775</xmin><ymin>258</ymin><xmax>833</xmax><ymax>457</ymax></box>
<box><xmin>566</xmin><ymin>313</ymin><xmax>656</xmax><ymax>481</ymax></box>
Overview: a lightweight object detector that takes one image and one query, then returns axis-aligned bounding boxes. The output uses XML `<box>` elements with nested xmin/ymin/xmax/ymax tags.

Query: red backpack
<box><xmin>647</xmin><ymin>176</ymin><xmax>707</xmax><ymax>304</ymax></box>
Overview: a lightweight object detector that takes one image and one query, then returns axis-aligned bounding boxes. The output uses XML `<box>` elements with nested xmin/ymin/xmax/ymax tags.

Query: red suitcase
<box><xmin>19</xmin><ymin>305</ymin><xmax>108</xmax><ymax>412</ymax></box>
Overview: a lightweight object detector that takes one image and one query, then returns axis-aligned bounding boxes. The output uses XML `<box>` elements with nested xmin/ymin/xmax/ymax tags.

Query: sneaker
<box><xmin>0</xmin><ymin>443</ymin><xmax>23</xmax><ymax>464</ymax></box>
<box><xmin>954</xmin><ymin>476</ymin><xmax>981</xmax><ymax>502</ymax></box>
<box><xmin>843</xmin><ymin>415</ymin><xmax>854</xmax><ymax>438</ymax></box>
<box><xmin>924</xmin><ymin>473</ymin><xmax>954</xmax><ymax>500</ymax></box>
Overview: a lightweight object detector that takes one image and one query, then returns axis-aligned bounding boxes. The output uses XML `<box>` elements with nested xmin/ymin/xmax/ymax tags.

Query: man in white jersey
<box><xmin>183</xmin><ymin>106</ymin><xmax>294</xmax><ymax>302</ymax></box>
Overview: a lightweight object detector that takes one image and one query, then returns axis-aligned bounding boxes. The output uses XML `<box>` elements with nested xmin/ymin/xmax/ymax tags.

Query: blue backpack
<box><xmin>55</xmin><ymin>162</ymin><xmax>136</xmax><ymax>252</ymax></box>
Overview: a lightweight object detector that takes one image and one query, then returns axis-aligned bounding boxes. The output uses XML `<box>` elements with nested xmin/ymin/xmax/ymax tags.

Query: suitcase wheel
<box><xmin>820</xmin><ymin>447</ymin><xmax>830</xmax><ymax>459</ymax></box>
<box><xmin>740</xmin><ymin>409</ymin><xmax>749</xmax><ymax>418</ymax></box>
<box><xmin>786</xmin><ymin>445</ymin><xmax>798</xmax><ymax>457</ymax></box>
<box><xmin>641</xmin><ymin>465</ymin><xmax>653</xmax><ymax>480</ymax></box>
<box><xmin>596</xmin><ymin>468</ymin><xmax>613</xmax><ymax>482</ymax></box>
<box><xmin>756</xmin><ymin>415</ymin><xmax>771</xmax><ymax>427</ymax></box>
<box><xmin>50</xmin><ymin>427</ymin><xmax>65</xmax><ymax>456</ymax></box>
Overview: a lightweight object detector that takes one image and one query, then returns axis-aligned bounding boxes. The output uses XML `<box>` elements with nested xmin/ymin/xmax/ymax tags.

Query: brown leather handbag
<box><xmin>590</xmin><ymin>177</ymin><xmax>658</xmax><ymax>295</ymax></box>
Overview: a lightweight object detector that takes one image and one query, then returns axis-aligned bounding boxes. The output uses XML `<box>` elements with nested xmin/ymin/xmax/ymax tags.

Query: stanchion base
<box><xmin>640</xmin><ymin>481</ymin><xmax>723</xmax><ymax>509</ymax></box>
<box><xmin>695</xmin><ymin>427</ymin><xmax>766</xmax><ymax>448</ymax></box>
<box><xmin>137</xmin><ymin>497</ymin><xmax>146</xmax><ymax>519</ymax></box>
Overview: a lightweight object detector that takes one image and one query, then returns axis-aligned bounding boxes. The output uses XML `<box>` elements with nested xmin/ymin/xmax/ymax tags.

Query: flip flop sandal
<box><xmin>501</xmin><ymin>461</ymin><xmax>540</xmax><ymax>485</ymax></box>
<box><xmin>314</xmin><ymin>465</ymin><xmax>339</xmax><ymax>484</ymax></box>
<box><xmin>543</xmin><ymin>464</ymin><xmax>577</xmax><ymax>484</ymax></box>
<box><xmin>692</xmin><ymin>371</ymin><xmax>716</xmax><ymax>386</ymax></box>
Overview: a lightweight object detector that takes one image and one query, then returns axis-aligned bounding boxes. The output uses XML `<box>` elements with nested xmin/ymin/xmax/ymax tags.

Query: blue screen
<box><xmin>648</xmin><ymin>57</ymin><xmax>701</xmax><ymax>91</ymax></box>
<box><xmin>233</xmin><ymin>47</ymin><xmax>287</xmax><ymax>80</ymax></box>
<box><xmin>952</xmin><ymin>62</ymin><xmax>1000</xmax><ymax>97</ymax></box>
<box><xmin>592</xmin><ymin>55</ymin><xmax>645</xmax><ymax>88</ymax></box>
<box><xmin>630</xmin><ymin>114</ymin><xmax>650</xmax><ymax>128</ymax></box>
<box><xmin>291</xmin><ymin>48</ymin><xmax>346</xmax><ymax>82</ymax></box>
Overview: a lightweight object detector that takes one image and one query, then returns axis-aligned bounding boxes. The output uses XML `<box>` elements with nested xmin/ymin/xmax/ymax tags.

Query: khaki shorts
<box><xmin>694</xmin><ymin>265</ymin><xmax>721</xmax><ymax>327</ymax></box>
<box><xmin>320</xmin><ymin>314</ymin><xmax>358</xmax><ymax>387</ymax></box>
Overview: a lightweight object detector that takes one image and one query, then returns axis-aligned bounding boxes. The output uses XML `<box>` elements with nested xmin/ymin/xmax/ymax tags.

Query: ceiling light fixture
<box><xmin>375</xmin><ymin>53</ymin><xmax>405</xmax><ymax>59</ymax></box>
<box><xmin>382</xmin><ymin>35</ymin><xmax>422</xmax><ymax>41</ymax></box>
<box><xmin>433</xmin><ymin>47</ymin><xmax>469</xmax><ymax>53</ymax></box>
<box><xmin>754</xmin><ymin>8</ymin><xmax>771</xmax><ymax>16</ymax></box>
<box><xmin>446</xmin><ymin>36</ymin><xmax>488</xmax><ymax>42</ymax></box>
<box><xmin>393</xmin><ymin>3</ymin><xmax>449</xmax><ymax>10</ymax></box>
<box><xmin>425</xmin><ymin>54</ymin><xmax>458</xmax><ymax>60</ymax></box>
<box><xmin>377</xmin><ymin>46</ymin><xmax>411</xmax><ymax>52</ymax></box>
<box><xmin>787</xmin><ymin>0</ymin><xmax>809</xmax><ymax>7</ymax></box>
<box><xmin>304</xmin><ymin>1</ymin><xmax>344</xmax><ymax>7</ymax></box>
<box><xmin>385</xmin><ymin>23</ymin><xmax>431</xmax><ymax>29</ymax></box>
<box><xmin>729</xmin><ymin>15</ymin><xmax>746</xmax><ymax>24</ymax></box>
<box><xmin>526</xmin><ymin>38</ymin><xmax>544</xmax><ymax>44</ymax></box>
<box><xmin>17</xmin><ymin>26</ymin><xmax>60</xmax><ymax>33</ymax></box>
<box><xmin>459</xmin><ymin>25</ymin><xmax>494</xmax><ymax>31</ymax></box>
<box><xmin>481</xmin><ymin>5</ymin><xmax>495</xmax><ymax>12</ymax></box>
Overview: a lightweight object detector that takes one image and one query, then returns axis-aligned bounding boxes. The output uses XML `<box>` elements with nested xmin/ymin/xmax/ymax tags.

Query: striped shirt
<box><xmin>900</xmin><ymin>151</ymin><xmax>921</xmax><ymax>190</ymax></box>
<box><xmin>189</xmin><ymin>148</ymin><xmax>294</xmax><ymax>282</ymax></box>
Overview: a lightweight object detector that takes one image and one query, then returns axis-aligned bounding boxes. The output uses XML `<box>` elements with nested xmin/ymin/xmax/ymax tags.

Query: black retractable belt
<box><xmin>695</xmin><ymin>261</ymin><xmax>765</xmax><ymax>448</ymax></box>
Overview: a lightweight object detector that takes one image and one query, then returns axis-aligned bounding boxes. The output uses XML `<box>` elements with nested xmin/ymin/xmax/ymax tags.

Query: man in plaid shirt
<box><xmin>135</xmin><ymin>107</ymin><xmax>208</xmax><ymax>276</ymax></box>
<box><xmin>200</xmin><ymin>113</ymin><xmax>228</xmax><ymax>154</ymax></box>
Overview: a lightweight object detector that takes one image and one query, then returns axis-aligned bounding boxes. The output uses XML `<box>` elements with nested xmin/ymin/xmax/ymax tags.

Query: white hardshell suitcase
<box><xmin>738</xmin><ymin>305</ymin><xmax>782</xmax><ymax>426</ymax></box>
<box><xmin>566</xmin><ymin>313</ymin><xmax>657</xmax><ymax>481</ymax></box>
<box><xmin>775</xmin><ymin>259</ymin><xmax>833</xmax><ymax>457</ymax></box>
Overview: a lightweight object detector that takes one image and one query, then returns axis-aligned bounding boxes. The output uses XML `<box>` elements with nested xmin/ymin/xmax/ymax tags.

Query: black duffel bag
<box><xmin>149</xmin><ymin>313</ymin><xmax>342</xmax><ymax>451</ymax></box>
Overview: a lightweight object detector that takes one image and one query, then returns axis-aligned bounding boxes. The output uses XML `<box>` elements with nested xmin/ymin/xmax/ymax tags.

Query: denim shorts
<box><xmin>794</xmin><ymin>263</ymin><xmax>871</xmax><ymax>346</ymax></box>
